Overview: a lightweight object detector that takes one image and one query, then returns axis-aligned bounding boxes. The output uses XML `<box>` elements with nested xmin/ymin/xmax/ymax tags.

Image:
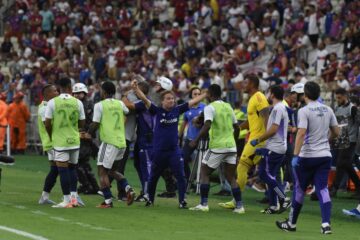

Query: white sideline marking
<box><xmin>31</xmin><ymin>210</ymin><xmax>48</xmax><ymax>216</ymax></box>
<box><xmin>14</xmin><ymin>205</ymin><xmax>27</xmax><ymax>209</ymax></box>
<box><xmin>0</xmin><ymin>225</ymin><xmax>48</xmax><ymax>240</ymax></box>
<box><xmin>50</xmin><ymin>217</ymin><xmax>69</xmax><ymax>222</ymax></box>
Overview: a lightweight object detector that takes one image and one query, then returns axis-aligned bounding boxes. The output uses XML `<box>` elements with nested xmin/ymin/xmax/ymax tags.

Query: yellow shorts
<box><xmin>239</xmin><ymin>141</ymin><xmax>265</xmax><ymax>167</ymax></box>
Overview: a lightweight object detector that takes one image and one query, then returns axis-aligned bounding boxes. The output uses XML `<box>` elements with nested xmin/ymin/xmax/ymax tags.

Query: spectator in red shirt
<box><xmin>116</xmin><ymin>40</ymin><xmax>128</xmax><ymax>76</ymax></box>
<box><xmin>174</xmin><ymin>0</ymin><xmax>188</xmax><ymax>27</ymax></box>
<box><xmin>29</xmin><ymin>6</ymin><xmax>42</xmax><ymax>34</ymax></box>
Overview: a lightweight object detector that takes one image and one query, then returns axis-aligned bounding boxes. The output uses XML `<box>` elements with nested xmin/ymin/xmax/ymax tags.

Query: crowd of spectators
<box><xmin>0</xmin><ymin>0</ymin><xmax>359</xmax><ymax>107</ymax></box>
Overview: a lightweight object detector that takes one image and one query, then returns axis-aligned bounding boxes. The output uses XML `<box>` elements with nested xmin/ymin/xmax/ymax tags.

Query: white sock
<box><xmin>356</xmin><ymin>204</ymin><xmax>360</xmax><ymax>211</ymax></box>
<box><xmin>42</xmin><ymin>191</ymin><xmax>49</xmax><ymax>199</ymax></box>
<box><xmin>125</xmin><ymin>185</ymin><xmax>131</xmax><ymax>192</ymax></box>
<box><xmin>64</xmin><ymin>195</ymin><xmax>71</xmax><ymax>203</ymax></box>
<box><xmin>321</xmin><ymin>222</ymin><xmax>330</xmax><ymax>228</ymax></box>
<box><xmin>270</xmin><ymin>206</ymin><xmax>278</xmax><ymax>210</ymax></box>
<box><xmin>105</xmin><ymin>199</ymin><xmax>112</xmax><ymax>204</ymax></box>
<box><xmin>70</xmin><ymin>191</ymin><xmax>77</xmax><ymax>198</ymax></box>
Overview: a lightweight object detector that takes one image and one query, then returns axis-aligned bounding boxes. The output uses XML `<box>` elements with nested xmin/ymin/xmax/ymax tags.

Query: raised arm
<box><xmin>132</xmin><ymin>80</ymin><xmax>151</xmax><ymax>109</ymax></box>
<box><xmin>188</xmin><ymin>91</ymin><xmax>207</xmax><ymax>108</ymax></box>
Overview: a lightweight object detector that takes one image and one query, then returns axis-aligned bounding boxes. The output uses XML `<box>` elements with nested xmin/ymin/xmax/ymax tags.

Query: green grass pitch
<box><xmin>0</xmin><ymin>154</ymin><xmax>359</xmax><ymax>240</ymax></box>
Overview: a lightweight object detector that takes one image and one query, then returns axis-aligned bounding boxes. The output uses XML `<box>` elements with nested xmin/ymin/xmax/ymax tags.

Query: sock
<box><xmin>102</xmin><ymin>187</ymin><xmax>112</xmax><ymax>201</ymax></box>
<box><xmin>320</xmin><ymin>202</ymin><xmax>332</xmax><ymax>224</ymax></box>
<box><xmin>200</xmin><ymin>184</ymin><xmax>210</xmax><ymax>206</ymax></box>
<box><xmin>70</xmin><ymin>191</ymin><xmax>77</xmax><ymax>198</ymax></box>
<box><xmin>43</xmin><ymin>166</ymin><xmax>58</xmax><ymax>193</ymax></box>
<box><xmin>64</xmin><ymin>195</ymin><xmax>71</xmax><ymax>203</ymax></box>
<box><xmin>58</xmin><ymin>167</ymin><xmax>70</xmax><ymax>196</ymax></box>
<box><xmin>105</xmin><ymin>198</ymin><xmax>112</xmax><ymax>204</ymax></box>
<box><xmin>321</xmin><ymin>222</ymin><xmax>330</xmax><ymax>228</ymax></box>
<box><xmin>41</xmin><ymin>191</ymin><xmax>49</xmax><ymax>199</ymax></box>
<box><xmin>357</xmin><ymin>204</ymin><xmax>360</xmax><ymax>212</ymax></box>
<box><xmin>118</xmin><ymin>179</ymin><xmax>130</xmax><ymax>192</ymax></box>
<box><xmin>231</xmin><ymin>187</ymin><xmax>242</xmax><ymax>208</ymax></box>
<box><xmin>289</xmin><ymin>202</ymin><xmax>302</xmax><ymax>225</ymax></box>
<box><xmin>69</xmin><ymin>166</ymin><xmax>78</xmax><ymax>192</ymax></box>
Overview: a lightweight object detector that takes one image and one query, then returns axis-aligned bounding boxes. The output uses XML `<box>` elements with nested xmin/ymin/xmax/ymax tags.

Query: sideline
<box><xmin>0</xmin><ymin>225</ymin><xmax>49</xmax><ymax>240</ymax></box>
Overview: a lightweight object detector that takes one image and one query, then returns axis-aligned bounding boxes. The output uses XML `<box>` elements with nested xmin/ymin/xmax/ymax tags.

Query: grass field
<box><xmin>0</xmin><ymin>154</ymin><xmax>359</xmax><ymax>240</ymax></box>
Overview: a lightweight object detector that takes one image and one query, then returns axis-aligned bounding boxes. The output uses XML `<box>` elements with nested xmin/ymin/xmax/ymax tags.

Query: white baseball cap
<box><xmin>156</xmin><ymin>76</ymin><xmax>173</xmax><ymax>91</ymax></box>
<box><xmin>291</xmin><ymin>83</ymin><xmax>305</xmax><ymax>94</ymax></box>
<box><xmin>72</xmin><ymin>83</ymin><xmax>88</xmax><ymax>94</ymax></box>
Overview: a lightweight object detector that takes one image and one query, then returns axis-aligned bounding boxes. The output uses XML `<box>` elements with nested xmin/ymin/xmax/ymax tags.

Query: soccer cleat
<box><xmin>135</xmin><ymin>194</ymin><xmax>147</xmax><ymax>202</ymax></box>
<box><xmin>96</xmin><ymin>202</ymin><xmax>113</xmax><ymax>208</ymax></box>
<box><xmin>321</xmin><ymin>225</ymin><xmax>332</xmax><ymax>234</ymax></box>
<box><xmin>276</xmin><ymin>219</ymin><xmax>296</xmax><ymax>232</ymax></box>
<box><xmin>145</xmin><ymin>200</ymin><xmax>154</xmax><ymax>207</ymax></box>
<box><xmin>70</xmin><ymin>196</ymin><xmax>79</xmax><ymax>207</ymax></box>
<box><xmin>179</xmin><ymin>201</ymin><xmax>188</xmax><ymax>209</ymax></box>
<box><xmin>342</xmin><ymin>208</ymin><xmax>360</xmax><ymax>218</ymax></box>
<box><xmin>261</xmin><ymin>207</ymin><xmax>278</xmax><ymax>214</ymax></box>
<box><xmin>189</xmin><ymin>204</ymin><xmax>209</xmax><ymax>212</ymax></box>
<box><xmin>52</xmin><ymin>201</ymin><xmax>73</xmax><ymax>208</ymax></box>
<box><xmin>233</xmin><ymin>207</ymin><xmax>245</xmax><ymax>214</ymax></box>
<box><xmin>218</xmin><ymin>200</ymin><xmax>235</xmax><ymax>209</ymax></box>
<box><xmin>77</xmin><ymin>195</ymin><xmax>85</xmax><ymax>207</ymax></box>
<box><xmin>0</xmin><ymin>155</ymin><xmax>15</xmax><ymax>166</ymax></box>
<box><xmin>126</xmin><ymin>188</ymin><xmax>136</xmax><ymax>206</ymax></box>
<box><xmin>38</xmin><ymin>196</ymin><xmax>56</xmax><ymax>205</ymax></box>
<box><xmin>278</xmin><ymin>199</ymin><xmax>291</xmax><ymax>214</ymax></box>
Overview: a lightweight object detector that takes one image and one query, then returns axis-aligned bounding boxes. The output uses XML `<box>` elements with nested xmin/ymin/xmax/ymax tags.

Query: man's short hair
<box><xmin>246</xmin><ymin>74</ymin><xmax>259</xmax><ymax>89</ymax></box>
<box><xmin>42</xmin><ymin>84</ymin><xmax>53</xmax><ymax>95</ymax></box>
<box><xmin>304</xmin><ymin>81</ymin><xmax>320</xmax><ymax>100</ymax></box>
<box><xmin>58</xmin><ymin>77</ymin><xmax>71</xmax><ymax>89</ymax></box>
<box><xmin>138</xmin><ymin>81</ymin><xmax>150</xmax><ymax>95</ymax></box>
<box><xmin>208</xmin><ymin>84</ymin><xmax>222</xmax><ymax>98</ymax></box>
<box><xmin>334</xmin><ymin>87</ymin><xmax>347</xmax><ymax>96</ymax></box>
<box><xmin>101</xmin><ymin>81</ymin><xmax>116</xmax><ymax>96</ymax></box>
<box><xmin>160</xmin><ymin>90</ymin><xmax>175</xmax><ymax>101</ymax></box>
<box><xmin>270</xmin><ymin>85</ymin><xmax>284</xmax><ymax>100</ymax></box>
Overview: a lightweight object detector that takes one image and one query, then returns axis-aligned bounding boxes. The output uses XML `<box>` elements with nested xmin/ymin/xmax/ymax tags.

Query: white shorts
<box><xmin>97</xmin><ymin>143</ymin><xmax>126</xmax><ymax>169</ymax></box>
<box><xmin>47</xmin><ymin>149</ymin><xmax>55</xmax><ymax>161</ymax></box>
<box><xmin>202</xmin><ymin>150</ymin><xmax>237</xmax><ymax>169</ymax></box>
<box><xmin>54</xmin><ymin>149</ymin><xmax>79</xmax><ymax>164</ymax></box>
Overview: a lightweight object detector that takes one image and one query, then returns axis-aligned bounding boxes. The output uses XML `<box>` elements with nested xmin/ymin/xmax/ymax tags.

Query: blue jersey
<box><xmin>135</xmin><ymin>102</ymin><xmax>156</xmax><ymax>149</ymax></box>
<box><xmin>183</xmin><ymin>103</ymin><xmax>205</xmax><ymax>140</ymax></box>
<box><xmin>136</xmin><ymin>102</ymin><xmax>189</xmax><ymax>151</ymax></box>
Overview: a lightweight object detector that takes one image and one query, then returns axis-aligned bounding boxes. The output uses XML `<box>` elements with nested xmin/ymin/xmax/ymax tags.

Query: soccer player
<box><xmin>38</xmin><ymin>84</ymin><xmax>59</xmax><ymax>204</ymax></box>
<box><xmin>219</xmin><ymin>75</ymin><xmax>269</xmax><ymax>209</ymax></box>
<box><xmin>188</xmin><ymin>84</ymin><xmax>243</xmax><ymax>213</ymax></box>
<box><xmin>45</xmin><ymin>77</ymin><xmax>85</xmax><ymax>208</ymax></box>
<box><xmin>122</xmin><ymin>81</ymin><xmax>154</xmax><ymax>201</ymax></box>
<box><xmin>131</xmin><ymin>80</ymin><xmax>206</xmax><ymax>208</ymax></box>
<box><xmin>250</xmin><ymin>85</ymin><xmax>290</xmax><ymax>214</ymax></box>
<box><xmin>330</xmin><ymin>88</ymin><xmax>360</xmax><ymax>197</ymax></box>
<box><xmin>276</xmin><ymin>82</ymin><xmax>339</xmax><ymax>234</ymax></box>
<box><xmin>87</xmin><ymin>81</ymin><xmax>136</xmax><ymax>208</ymax></box>
<box><xmin>72</xmin><ymin>83</ymin><xmax>99</xmax><ymax>195</ymax></box>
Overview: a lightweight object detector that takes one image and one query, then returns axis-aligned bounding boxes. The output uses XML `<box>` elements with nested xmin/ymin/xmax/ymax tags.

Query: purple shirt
<box><xmin>141</xmin><ymin>102</ymin><xmax>189</xmax><ymax>151</ymax></box>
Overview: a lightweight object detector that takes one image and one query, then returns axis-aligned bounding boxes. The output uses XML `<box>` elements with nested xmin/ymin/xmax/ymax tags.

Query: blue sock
<box><xmin>232</xmin><ymin>187</ymin><xmax>242</xmax><ymax>208</ymax></box>
<box><xmin>118</xmin><ymin>178</ymin><xmax>129</xmax><ymax>191</ymax></box>
<box><xmin>43</xmin><ymin>165</ymin><xmax>58</xmax><ymax>193</ymax></box>
<box><xmin>289</xmin><ymin>201</ymin><xmax>302</xmax><ymax>225</ymax></box>
<box><xmin>57</xmin><ymin>167</ymin><xmax>70</xmax><ymax>195</ymax></box>
<box><xmin>69</xmin><ymin>165</ymin><xmax>78</xmax><ymax>192</ymax></box>
<box><xmin>102</xmin><ymin>187</ymin><xmax>112</xmax><ymax>200</ymax></box>
<box><xmin>200</xmin><ymin>184</ymin><xmax>210</xmax><ymax>206</ymax></box>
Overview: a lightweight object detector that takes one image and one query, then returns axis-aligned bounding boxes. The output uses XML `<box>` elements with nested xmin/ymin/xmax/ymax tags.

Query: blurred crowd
<box><xmin>0</xmin><ymin>0</ymin><xmax>359</xmax><ymax>107</ymax></box>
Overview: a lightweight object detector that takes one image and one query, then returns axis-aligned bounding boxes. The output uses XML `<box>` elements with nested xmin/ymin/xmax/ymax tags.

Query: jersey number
<box><xmin>112</xmin><ymin>112</ymin><xmax>121</xmax><ymax>130</ymax></box>
<box><xmin>58</xmin><ymin>110</ymin><xmax>77</xmax><ymax>128</ymax></box>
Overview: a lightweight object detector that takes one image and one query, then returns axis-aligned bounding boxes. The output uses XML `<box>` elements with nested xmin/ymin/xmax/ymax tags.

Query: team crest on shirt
<box><xmin>162</xmin><ymin>113</ymin><xmax>165</xmax><ymax>116</ymax></box>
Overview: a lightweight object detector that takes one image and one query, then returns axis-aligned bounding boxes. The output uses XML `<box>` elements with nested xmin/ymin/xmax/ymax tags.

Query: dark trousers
<box><xmin>148</xmin><ymin>149</ymin><xmax>185</xmax><ymax>203</ymax></box>
<box><xmin>333</xmin><ymin>143</ymin><xmax>360</xmax><ymax>191</ymax></box>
